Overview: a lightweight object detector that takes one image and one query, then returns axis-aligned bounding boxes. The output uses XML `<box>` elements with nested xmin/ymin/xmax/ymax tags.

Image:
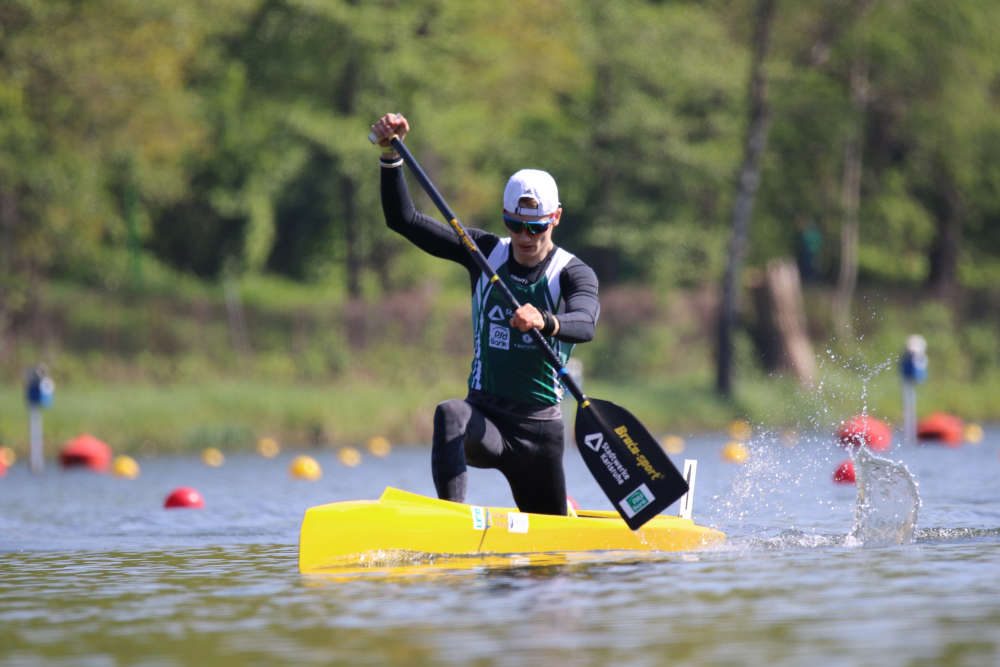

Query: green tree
<box><xmin>564</xmin><ymin>1</ymin><xmax>744</xmax><ymax>285</ymax></box>
<box><xmin>716</xmin><ymin>0</ymin><xmax>776</xmax><ymax>397</ymax></box>
<box><xmin>0</xmin><ymin>0</ymin><xmax>246</xmax><ymax>306</ymax></box>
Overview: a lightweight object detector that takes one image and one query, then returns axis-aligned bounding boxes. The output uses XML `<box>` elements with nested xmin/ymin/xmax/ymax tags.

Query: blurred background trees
<box><xmin>2</xmin><ymin>0</ymin><xmax>998</xmax><ymax>396</ymax></box>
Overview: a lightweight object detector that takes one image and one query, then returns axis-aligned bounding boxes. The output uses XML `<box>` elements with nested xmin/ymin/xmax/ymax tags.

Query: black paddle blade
<box><xmin>574</xmin><ymin>397</ymin><xmax>689</xmax><ymax>530</ymax></box>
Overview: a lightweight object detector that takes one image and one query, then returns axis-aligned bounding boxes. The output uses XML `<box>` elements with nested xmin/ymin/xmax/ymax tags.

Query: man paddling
<box><xmin>371</xmin><ymin>112</ymin><xmax>600</xmax><ymax>516</ymax></box>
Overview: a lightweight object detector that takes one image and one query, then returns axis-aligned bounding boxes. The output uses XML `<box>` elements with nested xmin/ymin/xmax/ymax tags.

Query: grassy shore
<box><xmin>1</xmin><ymin>275</ymin><xmax>996</xmax><ymax>458</ymax></box>
<box><xmin>1</xmin><ymin>368</ymin><xmax>995</xmax><ymax>459</ymax></box>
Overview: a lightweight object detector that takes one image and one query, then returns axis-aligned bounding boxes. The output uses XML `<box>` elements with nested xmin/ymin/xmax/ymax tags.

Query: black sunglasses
<box><xmin>503</xmin><ymin>214</ymin><xmax>554</xmax><ymax>236</ymax></box>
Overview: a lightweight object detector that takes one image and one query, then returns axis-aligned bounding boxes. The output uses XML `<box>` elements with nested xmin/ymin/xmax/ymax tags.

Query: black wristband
<box><xmin>540</xmin><ymin>311</ymin><xmax>557</xmax><ymax>336</ymax></box>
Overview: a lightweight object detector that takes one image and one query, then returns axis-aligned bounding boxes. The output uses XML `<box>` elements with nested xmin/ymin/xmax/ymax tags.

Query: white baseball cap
<box><xmin>503</xmin><ymin>169</ymin><xmax>560</xmax><ymax>217</ymax></box>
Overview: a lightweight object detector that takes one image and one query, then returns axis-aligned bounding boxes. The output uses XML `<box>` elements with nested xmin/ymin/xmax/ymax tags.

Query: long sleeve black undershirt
<box><xmin>381</xmin><ymin>163</ymin><xmax>599</xmax><ymax>343</ymax></box>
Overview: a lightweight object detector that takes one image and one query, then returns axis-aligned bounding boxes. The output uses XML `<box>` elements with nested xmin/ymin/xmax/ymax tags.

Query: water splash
<box><xmin>915</xmin><ymin>526</ymin><xmax>1000</xmax><ymax>543</ymax></box>
<box><xmin>711</xmin><ymin>344</ymin><xmax>922</xmax><ymax>552</ymax></box>
<box><xmin>847</xmin><ymin>446</ymin><xmax>920</xmax><ymax>547</ymax></box>
<box><xmin>809</xmin><ymin>345</ymin><xmax>922</xmax><ymax>546</ymax></box>
<box><xmin>710</xmin><ymin>429</ymin><xmax>843</xmax><ymax>540</ymax></box>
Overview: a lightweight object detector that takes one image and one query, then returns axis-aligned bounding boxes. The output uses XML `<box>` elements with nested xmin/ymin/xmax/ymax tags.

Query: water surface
<box><xmin>2</xmin><ymin>427</ymin><xmax>999</xmax><ymax>666</ymax></box>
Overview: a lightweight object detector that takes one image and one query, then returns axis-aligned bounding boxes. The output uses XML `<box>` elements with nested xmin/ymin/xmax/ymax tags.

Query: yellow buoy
<box><xmin>201</xmin><ymin>447</ymin><xmax>225</xmax><ymax>467</ymax></box>
<box><xmin>660</xmin><ymin>435</ymin><xmax>685</xmax><ymax>455</ymax></box>
<box><xmin>337</xmin><ymin>446</ymin><xmax>362</xmax><ymax>468</ymax></box>
<box><xmin>964</xmin><ymin>423</ymin><xmax>984</xmax><ymax>445</ymax></box>
<box><xmin>722</xmin><ymin>440</ymin><xmax>749</xmax><ymax>464</ymax></box>
<box><xmin>112</xmin><ymin>455</ymin><xmax>140</xmax><ymax>479</ymax></box>
<box><xmin>290</xmin><ymin>455</ymin><xmax>322</xmax><ymax>481</ymax></box>
<box><xmin>366</xmin><ymin>436</ymin><xmax>392</xmax><ymax>458</ymax></box>
<box><xmin>0</xmin><ymin>446</ymin><xmax>16</xmax><ymax>467</ymax></box>
<box><xmin>728</xmin><ymin>419</ymin><xmax>752</xmax><ymax>441</ymax></box>
<box><xmin>257</xmin><ymin>437</ymin><xmax>281</xmax><ymax>458</ymax></box>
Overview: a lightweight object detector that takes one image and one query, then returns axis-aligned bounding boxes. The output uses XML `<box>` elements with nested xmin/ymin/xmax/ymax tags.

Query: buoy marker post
<box><xmin>678</xmin><ymin>459</ymin><xmax>699</xmax><ymax>520</ymax></box>
<box><xmin>900</xmin><ymin>335</ymin><xmax>928</xmax><ymax>446</ymax></box>
<box><xmin>25</xmin><ymin>365</ymin><xmax>54</xmax><ymax>475</ymax></box>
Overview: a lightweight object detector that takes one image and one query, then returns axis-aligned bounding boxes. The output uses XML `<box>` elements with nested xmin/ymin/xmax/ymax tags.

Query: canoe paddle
<box><xmin>372</xmin><ymin>134</ymin><xmax>689</xmax><ymax>529</ymax></box>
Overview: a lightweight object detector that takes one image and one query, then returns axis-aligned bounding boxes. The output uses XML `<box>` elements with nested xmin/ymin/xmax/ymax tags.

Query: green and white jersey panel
<box><xmin>469</xmin><ymin>240</ymin><xmax>577</xmax><ymax>406</ymax></box>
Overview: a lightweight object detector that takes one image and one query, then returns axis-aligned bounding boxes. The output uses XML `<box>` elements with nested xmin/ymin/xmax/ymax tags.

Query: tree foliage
<box><xmin>2</xmin><ymin>0</ymin><xmax>999</xmax><ymax>321</ymax></box>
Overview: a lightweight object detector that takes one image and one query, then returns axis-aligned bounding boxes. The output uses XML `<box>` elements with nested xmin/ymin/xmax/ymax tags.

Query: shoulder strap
<box><xmin>544</xmin><ymin>247</ymin><xmax>575</xmax><ymax>310</ymax></box>
<box><xmin>475</xmin><ymin>238</ymin><xmax>510</xmax><ymax>298</ymax></box>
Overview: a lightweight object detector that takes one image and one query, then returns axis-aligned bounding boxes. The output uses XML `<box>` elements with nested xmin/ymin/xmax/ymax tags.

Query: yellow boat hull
<box><xmin>299</xmin><ymin>487</ymin><xmax>725</xmax><ymax>573</ymax></box>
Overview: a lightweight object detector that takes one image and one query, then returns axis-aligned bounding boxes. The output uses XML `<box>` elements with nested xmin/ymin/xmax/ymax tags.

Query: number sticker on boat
<box><xmin>507</xmin><ymin>512</ymin><xmax>529</xmax><ymax>534</ymax></box>
<box><xmin>471</xmin><ymin>506</ymin><xmax>490</xmax><ymax>530</ymax></box>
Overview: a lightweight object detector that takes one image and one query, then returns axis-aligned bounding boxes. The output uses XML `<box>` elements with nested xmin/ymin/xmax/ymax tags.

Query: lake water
<box><xmin>2</xmin><ymin>425</ymin><xmax>999</xmax><ymax>666</ymax></box>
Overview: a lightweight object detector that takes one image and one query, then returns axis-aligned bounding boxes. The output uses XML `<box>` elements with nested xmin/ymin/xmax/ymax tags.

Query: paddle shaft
<box><xmin>386</xmin><ymin>136</ymin><xmax>589</xmax><ymax>406</ymax></box>
<box><xmin>379</xmin><ymin>134</ymin><xmax>689</xmax><ymax>528</ymax></box>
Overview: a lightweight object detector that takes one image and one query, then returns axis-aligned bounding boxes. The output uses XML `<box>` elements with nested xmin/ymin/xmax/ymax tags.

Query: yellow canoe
<box><xmin>299</xmin><ymin>487</ymin><xmax>725</xmax><ymax>573</ymax></box>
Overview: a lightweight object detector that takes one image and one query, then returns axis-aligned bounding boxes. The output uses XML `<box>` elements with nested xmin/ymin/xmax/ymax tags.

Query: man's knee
<box><xmin>434</xmin><ymin>399</ymin><xmax>471</xmax><ymax>442</ymax></box>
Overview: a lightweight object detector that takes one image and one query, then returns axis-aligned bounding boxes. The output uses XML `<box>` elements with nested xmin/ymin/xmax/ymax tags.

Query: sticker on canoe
<box><xmin>618</xmin><ymin>483</ymin><xmax>655</xmax><ymax>519</ymax></box>
<box><xmin>471</xmin><ymin>505</ymin><xmax>490</xmax><ymax>530</ymax></box>
<box><xmin>507</xmin><ymin>512</ymin><xmax>529</xmax><ymax>534</ymax></box>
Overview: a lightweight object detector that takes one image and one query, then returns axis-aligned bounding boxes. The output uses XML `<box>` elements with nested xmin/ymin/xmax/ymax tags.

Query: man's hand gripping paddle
<box><xmin>372</xmin><ymin>133</ymin><xmax>689</xmax><ymax>529</ymax></box>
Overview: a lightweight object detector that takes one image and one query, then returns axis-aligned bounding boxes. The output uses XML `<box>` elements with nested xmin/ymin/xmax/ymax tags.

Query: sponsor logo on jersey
<box><xmin>488</xmin><ymin>305</ymin><xmax>507</xmax><ymax>322</ymax></box>
<box><xmin>489</xmin><ymin>323</ymin><xmax>510</xmax><ymax>350</ymax></box>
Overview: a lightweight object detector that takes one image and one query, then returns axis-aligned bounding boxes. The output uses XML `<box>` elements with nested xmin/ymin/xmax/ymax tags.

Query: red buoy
<box><xmin>59</xmin><ymin>434</ymin><xmax>112</xmax><ymax>472</ymax></box>
<box><xmin>833</xmin><ymin>460</ymin><xmax>856</xmax><ymax>484</ymax></box>
<box><xmin>164</xmin><ymin>487</ymin><xmax>205</xmax><ymax>509</ymax></box>
<box><xmin>917</xmin><ymin>412</ymin><xmax>964</xmax><ymax>446</ymax></box>
<box><xmin>837</xmin><ymin>415</ymin><xmax>892</xmax><ymax>452</ymax></box>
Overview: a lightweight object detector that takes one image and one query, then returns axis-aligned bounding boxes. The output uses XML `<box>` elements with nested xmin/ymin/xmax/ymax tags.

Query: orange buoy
<box><xmin>728</xmin><ymin>419</ymin><xmax>753</xmax><ymax>441</ymax></box>
<box><xmin>0</xmin><ymin>446</ymin><xmax>15</xmax><ymax>467</ymax></box>
<box><xmin>112</xmin><ymin>455</ymin><xmax>140</xmax><ymax>479</ymax></box>
<box><xmin>365</xmin><ymin>436</ymin><xmax>392</xmax><ymax>458</ymax></box>
<box><xmin>164</xmin><ymin>487</ymin><xmax>205</xmax><ymax>509</ymax></box>
<box><xmin>917</xmin><ymin>412</ymin><xmax>964</xmax><ymax>446</ymax></box>
<box><xmin>833</xmin><ymin>460</ymin><xmax>855</xmax><ymax>484</ymax></box>
<box><xmin>721</xmin><ymin>441</ymin><xmax>749</xmax><ymax>464</ymax></box>
<box><xmin>0</xmin><ymin>458</ymin><xmax>7</xmax><ymax>477</ymax></box>
<box><xmin>337</xmin><ymin>447</ymin><xmax>362</xmax><ymax>468</ymax></box>
<box><xmin>837</xmin><ymin>415</ymin><xmax>892</xmax><ymax>452</ymax></box>
<box><xmin>660</xmin><ymin>435</ymin><xmax>685</xmax><ymax>455</ymax></box>
<box><xmin>59</xmin><ymin>434</ymin><xmax>112</xmax><ymax>472</ymax></box>
<box><xmin>289</xmin><ymin>455</ymin><xmax>322</xmax><ymax>481</ymax></box>
<box><xmin>256</xmin><ymin>437</ymin><xmax>281</xmax><ymax>458</ymax></box>
<box><xmin>201</xmin><ymin>447</ymin><xmax>225</xmax><ymax>467</ymax></box>
<box><xmin>964</xmin><ymin>423</ymin><xmax>984</xmax><ymax>444</ymax></box>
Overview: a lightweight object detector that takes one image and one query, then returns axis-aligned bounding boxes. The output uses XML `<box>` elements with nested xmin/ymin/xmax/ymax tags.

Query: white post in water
<box><xmin>25</xmin><ymin>365</ymin><xmax>55</xmax><ymax>474</ymax></box>
<box><xmin>678</xmin><ymin>459</ymin><xmax>698</xmax><ymax>520</ymax></box>
<box><xmin>29</xmin><ymin>407</ymin><xmax>44</xmax><ymax>473</ymax></box>
<box><xmin>899</xmin><ymin>335</ymin><xmax>927</xmax><ymax>446</ymax></box>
